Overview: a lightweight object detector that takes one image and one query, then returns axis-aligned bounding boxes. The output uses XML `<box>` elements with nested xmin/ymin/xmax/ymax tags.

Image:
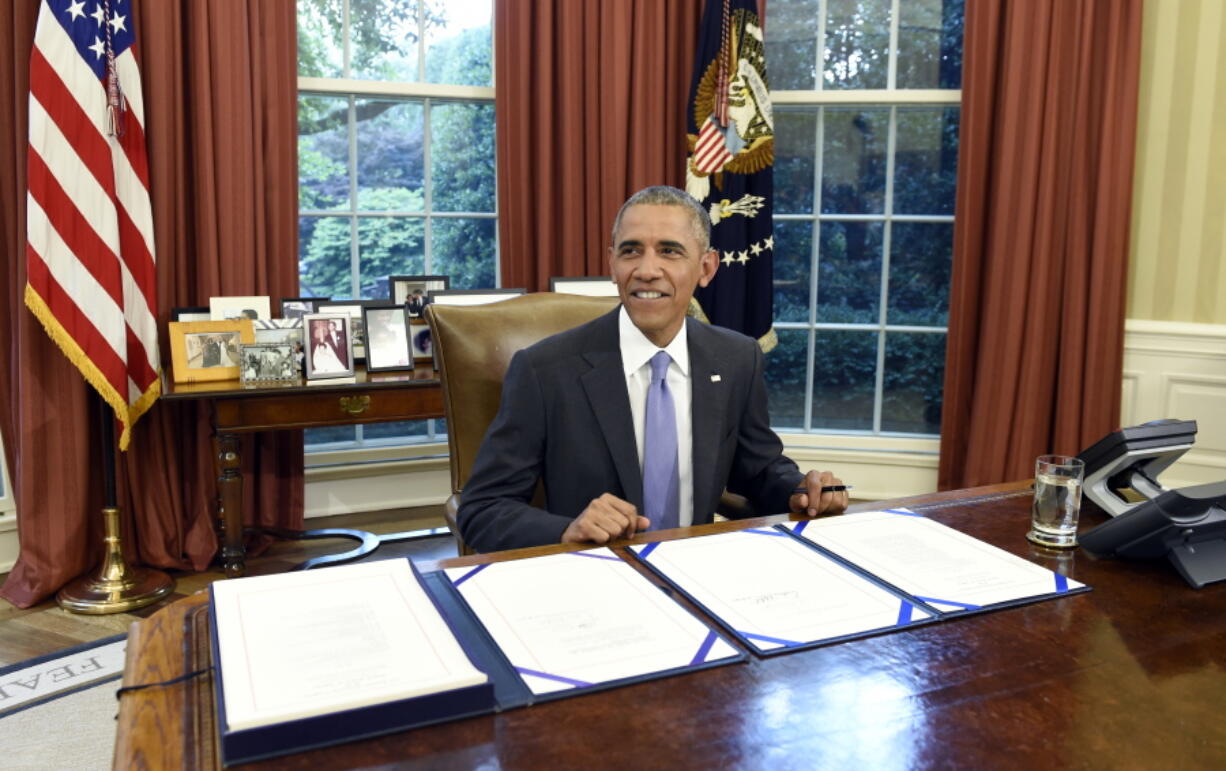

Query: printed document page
<box><xmin>630</xmin><ymin>529</ymin><xmax>933</xmax><ymax>652</ymax></box>
<box><xmin>212</xmin><ymin>559</ymin><xmax>488</xmax><ymax>732</ymax></box>
<box><xmin>785</xmin><ymin>510</ymin><xmax>1086</xmax><ymax>612</ymax></box>
<box><xmin>444</xmin><ymin>548</ymin><xmax>740</xmax><ymax>695</ymax></box>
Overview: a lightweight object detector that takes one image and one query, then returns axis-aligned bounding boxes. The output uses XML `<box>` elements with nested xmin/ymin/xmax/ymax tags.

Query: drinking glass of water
<box><xmin>1027</xmin><ymin>455</ymin><xmax>1085</xmax><ymax>549</ymax></box>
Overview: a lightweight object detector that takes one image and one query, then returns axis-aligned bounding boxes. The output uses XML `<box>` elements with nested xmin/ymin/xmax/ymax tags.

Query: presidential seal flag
<box><xmin>686</xmin><ymin>0</ymin><xmax>775</xmax><ymax>351</ymax></box>
<box><xmin>25</xmin><ymin>0</ymin><xmax>160</xmax><ymax>450</ymax></box>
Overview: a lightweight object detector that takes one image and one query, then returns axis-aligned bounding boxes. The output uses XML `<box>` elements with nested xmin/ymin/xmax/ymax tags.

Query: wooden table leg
<box><xmin>215</xmin><ymin>431</ymin><xmax>245</xmax><ymax>577</ymax></box>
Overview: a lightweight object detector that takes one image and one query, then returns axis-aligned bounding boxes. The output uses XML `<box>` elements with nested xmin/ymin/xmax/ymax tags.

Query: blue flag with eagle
<box><xmin>686</xmin><ymin>0</ymin><xmax>775</xmax><ymax>351</ymax></box>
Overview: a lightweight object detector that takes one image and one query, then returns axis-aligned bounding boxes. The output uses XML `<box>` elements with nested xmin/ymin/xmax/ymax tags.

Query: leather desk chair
<box><xmin>425</xmin><ymin>293</ymin><xmax>620</xmax><ymax>555</ymax></box>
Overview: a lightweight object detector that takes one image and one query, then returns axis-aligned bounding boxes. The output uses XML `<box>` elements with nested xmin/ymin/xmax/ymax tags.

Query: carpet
<box><xmin>0</xmin><ymin>634</ymin><xmax>126</xmax><ymax>770</ymax></box>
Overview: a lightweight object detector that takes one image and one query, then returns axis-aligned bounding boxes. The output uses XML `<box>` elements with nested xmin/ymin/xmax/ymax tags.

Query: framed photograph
<box><xmin>549</xmin><ymin>276</ymin><xmax>619</xmax><ymax>297</ymax></box>
<box><xmin>239</xmin><ymin>343</ymin><xmax>298</xmax><ymax>384</ymax></box>
<box><xmin>169</xmin><ymin>320</ymin><xmax>255</xmax><ymax>383</ymax></box>
<box><xmin>409</xmin><ymin>320</ymin><xmax>433</xmax><ymax>363</ymax></box>
<box><xmin>429</xmin><ymin>288</ymin><xmax>526</xmax><ymax>306</ymax></box>
<box><xmin>390</xmin><ymin>275</ymin><xmax>450</xmax><ymax>317</ymax></box>
<box><xmin>315</xmin><ymin>301</ymin><xmax>371</xmax><ymax>359</ymax></box>
<box><xmin>280</xmin><ymin>297</ymin><xmax>328</xmax><ymax>320</ymax></box>
<box><xmin>362</xmin><ymin>304</ymin><xmax>414</xmax><ymax>372</ymax></box>
<box><xmin>209</xmin><ymin>295</ymin><xmax>272</xmax><ymax>321</ymax></box>
<box><xmin>171</xmin><ymin>306</ymin><xmax>211</xmax><ymax>322</ymax></box>
<box><xmin>303</xmin><ymin>314</ymin><xmax>355</xmax><ymax>380</ymax></box>
<box><xmin>253</xmin><ymin>318</ymin><xmax>304</xmax><ymax>348</ymax></box>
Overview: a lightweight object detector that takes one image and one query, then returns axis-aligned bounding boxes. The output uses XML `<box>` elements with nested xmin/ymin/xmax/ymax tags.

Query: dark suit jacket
<box><xmin>457</xmin><ymin>308</ymin><xmax>804</xmax><ymax>552</ymax></box>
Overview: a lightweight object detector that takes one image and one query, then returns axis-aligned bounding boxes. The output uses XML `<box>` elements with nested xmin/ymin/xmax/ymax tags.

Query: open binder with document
<box><xmin>629</xmin><ymin>509</ymin><xmax>1090</xmax><ymax>656</ymax></box>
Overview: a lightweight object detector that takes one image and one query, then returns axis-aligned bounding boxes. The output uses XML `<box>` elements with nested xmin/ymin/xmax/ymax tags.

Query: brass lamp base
<box><xmin>57</xmin><ymin>507</ymin><xmax>174</xmax><ymax>615</ymax></box>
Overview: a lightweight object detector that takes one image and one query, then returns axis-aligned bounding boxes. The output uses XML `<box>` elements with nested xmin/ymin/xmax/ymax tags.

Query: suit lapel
<box><xmin>579</xmin><ymin>313</ymin><xmax>642</xmax><ymax>507</ymax></box>
<box><xmin>688</xmin><ymin>320</ymin><xmax>731</xmax><ymax>523</ymax></box>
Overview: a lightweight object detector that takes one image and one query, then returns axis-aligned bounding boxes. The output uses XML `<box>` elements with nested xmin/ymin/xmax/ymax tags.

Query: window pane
<box><xmin>432</xmin><ymin>218</ymin><xmax>497</xmax><ymax>288</ymax></box>
<box><xmin>765</xmin><ymin>0</ymin><xmax>819</xmax><ymax>90</ymax></box>
<box><xmin>305</xmin><ymin>426</ymin><xmax>358</xmax><ymax>446</ymax></box>
<box><xmin>425</xmin><ymin>3</ymin><xmax>492</xmax><ymax>86</ymax></box>
<box><xmin>888</xmin><ymin>222</ymin><xmax>952</xmax><ymax>326</ymax></box>
<box><xmin>356</xmin><ymin>99</ymin><xmax>424</xmax><ymax>212</ymax></box>
<box><xmin>897</xmin><ymin>0</ymin><xmax>964</xmax><ymax>89</ymax></box>
<box><xmin>774</xmin><ymin>110</ymin><xmax>817</xmax><ymax>214</ymax></box>
<box><xmin>883</xmin><ymin>332</ymin><xmax>945</xmax><ymax>434</ymax></box>
<box><xmin>349</xmin><ymin>0</ymin><xmax>419</xmax><ymax>81</ymax></box>
<box><xmin>297</xmin><ymin>1</ymin><xmax>343</xmax><ymax>78</ymax></box>
<box><xmin>818</xmin><ymin>221</ymin><xmax>882</xmax><ymax>324</ymax></box>
<box><xmin>773</xmin><ymin>219</ymin><xmax>813</xmax><ymax>323</ymax></box>
<box><xmin>358</xmin><ymin>216</ymin><xmax>425</xmax><ymax>298</ymax></box>
<box><xmin>431</xmin><ymin>102</ymin><xmax>496</xmax><ymax>212</ymax></box>
<box><xmin>821</xmin><ymin>108</ymin><xmax>888</xmax><ymax>214</ymax></box>
<box><xmin>893</xmin><ymin>107</ymin><xmax>960</xmax><ymax>215</ymax></box>
<box><xmin>299</xmin><ymin>94</ymin><xmax>350</xmax><ymax>211</ymax></box>
<box><xmin>764</xmin><ymin>328</ymin><xmax>809</xmax><ymax>429</ymax></box>
<box><xmin>824</xmin><ymin>0</ymin><xmax>891</xmax><ymax>90</ymax></box>
<box><xmin>300</xmin><ymin>215</ymin><xmax>355</xmax><ymax>298</ymax></box>
<box><xmin>365</xmin><ymin>419</ymin><xmax>430</xmax><ymax>441</ymax></box>
<box><xmin>812</xmin><ymin>330</ymin><xmax>876</xmax><ymax>431</ymax></box>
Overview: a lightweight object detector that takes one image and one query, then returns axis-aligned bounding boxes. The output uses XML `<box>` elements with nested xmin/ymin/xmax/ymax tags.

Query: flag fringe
<box><xmin>24</xmin><ymin>284</ymin><xmax>161</xmax><ymax>451</ymax></box>
<box><xmin>689</xmin><ymin>297</ymin><xmax>777</xmax><ymax>353</ymax></box>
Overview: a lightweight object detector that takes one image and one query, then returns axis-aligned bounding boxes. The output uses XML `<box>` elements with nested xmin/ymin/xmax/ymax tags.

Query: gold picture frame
<box><xmin>169</xmin><ymin>319</ymin><xmax>255</xmax><ymax>383</ymax></box>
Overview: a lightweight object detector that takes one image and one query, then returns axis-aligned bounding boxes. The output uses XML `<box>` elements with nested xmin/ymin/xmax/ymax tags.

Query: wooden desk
<box><xmin>161</xmin><ymin>366</ymin><xmax>444</xmax><ymax>576</ymax></box>
<box><xmin>114</xmin><ymin>482</ymin><xmax>1226</xmax><ymax>769</ymax></box>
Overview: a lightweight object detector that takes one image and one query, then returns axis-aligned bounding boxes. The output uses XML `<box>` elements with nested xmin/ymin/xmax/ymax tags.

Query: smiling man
<box><xmin>458</xmin><ymin>185</ymin><xmax>848</xmax><ymax>553</ymax></box>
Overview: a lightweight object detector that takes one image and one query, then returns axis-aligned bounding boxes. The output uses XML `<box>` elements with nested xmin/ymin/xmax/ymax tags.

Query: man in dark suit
<box><xmin>459</xmin><ymin>186</ymin><xmax>848</xmax><ymax>552</ymax></box>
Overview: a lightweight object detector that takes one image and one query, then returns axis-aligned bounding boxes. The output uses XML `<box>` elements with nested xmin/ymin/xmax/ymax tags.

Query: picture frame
<box><xmin>303</xmin><ymin>314</ymin><xmax>355</xmax><ymax>380</ymax></box>
<box><xmin>280</xmin><ymin>297</ymin><xmax>329</xmax><ymax>320</ymax></box>
<box><xmin>315</xmin><ymin>301</ymin><xmax>371</xmax><ymax>360</ymax></box>
<box><xmin>390</xmin><ymin>275</ymin><xmax>450</xmax><ymax>317</ymax></box>
<box><xmin>409</xmin><ymin>320</ymin><xmax>433</xmax><ymax>363</ymax></box>
<box><xmin>548</xmin><ymin>276</ymin><xmax>619</xmax><ymax>297</ymax></box>
<box><xmin>428</xmin><ymin>288</ymin><xmax>526</xmax><ymax>306</ymax></box>
<box><xmin>209</xmin><ymin>295</ymin><xmax>272</xmax><ymax>321</ymax></box>
<box><xmin>171</xmin><ymin>306</ymin><xmax>211</xmax><ymax>322</ymax></box>
<box><xmin>253</xmin><ymin>317</ymin><xmax>304</xmax><ymax>348</ymax></box>
<box><xmin>238</xmin><ymin>343</ymin><xmax>299</xmax><ymax>384</ymax></box>
<box><xmin>362</xmin><ymin>304</ymin><xmax>415</xmax><ymax>372</ymax></box>
<box><xmin>169</xmin><ymin>319</ymin><xmax>255</xmax><ymax>383</ymax></box>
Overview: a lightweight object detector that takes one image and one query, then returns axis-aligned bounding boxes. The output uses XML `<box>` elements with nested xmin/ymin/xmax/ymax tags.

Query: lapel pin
<box><xmin>710</xmin><ymin>374</ymin><xmax>721</xmax><ymax>383</ymax></box>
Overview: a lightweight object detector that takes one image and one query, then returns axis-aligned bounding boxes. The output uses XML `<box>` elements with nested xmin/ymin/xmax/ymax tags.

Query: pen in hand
<box><xmin>794</xmin><ymin>485</ymin><xmax>853</xmax><ymax>494</ymax></box>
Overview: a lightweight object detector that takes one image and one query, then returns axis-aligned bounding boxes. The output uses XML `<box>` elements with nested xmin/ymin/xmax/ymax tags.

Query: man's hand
<box><xmin>561</xmin><ymin>493</ymin><xmax>651</xmax><ymax>544</ymax></box>
<box><xmin>788</xmin><ymin>470</ymin><xmax>850</xmax><ymax>518</ymax></box>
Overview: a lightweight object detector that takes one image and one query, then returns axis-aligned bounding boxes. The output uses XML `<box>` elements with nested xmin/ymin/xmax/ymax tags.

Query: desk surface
<box><xmin>160</xmin><ymin>364</ymin><xmax>440</xmax><ymax>400</ymax></box>
<box><xmin>114</xmin><ymin>482</ymin><xmax>1226</xmax><ymax>769</ymax></box>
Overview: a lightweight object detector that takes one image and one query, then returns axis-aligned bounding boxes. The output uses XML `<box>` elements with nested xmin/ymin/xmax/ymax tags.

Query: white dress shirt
<box><xmin>618</xmin><ymin>307</ymin><xmax>694</xmax><ymax>527</ymax></box>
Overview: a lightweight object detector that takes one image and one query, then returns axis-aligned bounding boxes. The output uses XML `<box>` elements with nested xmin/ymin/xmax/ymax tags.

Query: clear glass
<box><xmin>298</xmin><ymin>95</ymin><xmax>351</xmax><ymax>211</ymax></box>
<box><xmin>300</xmin><ymin>215</ymin><xmax>355</xmax><ymax>299</ymax></box>
<box><xmin>824</xmin><ymin>0</ymin><xmax>891</xmax><ymax>90</ymax></box>
<box><xmin>1028</xmin><ymin>455</ymin><xmax>1085</xmax><ymax>548</ymax></box>
<box><xmin>297</xmin><ymin>0</ymin><xmax>344</xmax><ymax>77</ymax></box>
<box><xmin>432</xmin><ymin>218</ymin><xmax>497</xmax><ymax>289</ymax></box>
<box><xmin>821</xmin><ymin>108</ymin><xmax>889</xmax><ymax>214</ymax></box>
<box><xmin>774</xmin><ymin>110</ymin><xmax>817</xmax><ymax>215</ymax></box>
<box><xmin>349</xmin><ymin>0</ymin><xmax>419</xmax><ymax>81</ymax></box>
<box><xmin>887</xmin><ymin>221</ymin><xmax>952</xmax><ymax>326</ymax></box>
<box><xmin>772</xmin><ymin>220</ymin><xmax>814</xmax><ymax>323</ymax></box>
<box><xmin>897</xmin><ymin>0</ymin><xmax>964</xmax><ymax>89</ymax></box>
<box><xmin>764</xmin><ymin>328</ymin><xmax>809</xmax><ymax>429</ymax></box>
<box><xmin>430</xmin><ymin>102</ymin><xmax>497</xmax><ymax>212</ymax></box>
<box><xmin>893</xmin><ymin>107</ymin><xmax>960</xmax><ymax>215</ymax></box>
<box><xmin>305</xmin><ymin>425</ymin><xmax>359</xmax><ymax>446</ymax></box>
<box><xmin>355</xmin><ymin>99</ymin><xmax>425</xmax><ymax>211</ymax></box>
<box><xmin>357</xmin><ymin>216</ymin><xmax>425</xmax><ymax>298</ymax></box>
<box><xmin>817</xmin><ymin>220</ymin><xmax>882</xmax><ymax>324</ymax></box>
<box><xmin>365</xmin><ymin>419</ymin><xmax>430</xmax><ymax>441</ymax></box>
<box><xmin>882</xmin><ymin>332</ymin><xmax>946</xmax><ymax>433</ymax></box>
<box><xmin>811</xmin><ymin>329</ymin><xmax>877</xmax><ymax>431</ymax></box>
<box><xmin>765</xmin><ymin>0</ymin><xmax>819</xmax><ymax>90</ymax></box>
<box><xmin>424</xmin><ymin>0</ymin><xmax>493</xmax><ymax>86</ymax></box>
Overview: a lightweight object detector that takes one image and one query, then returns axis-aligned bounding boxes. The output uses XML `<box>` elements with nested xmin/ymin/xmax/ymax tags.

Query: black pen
<box><xmin>794</xmin><ymin>485</ymin><xmax>853</xmax><ymax>494</ymax></box>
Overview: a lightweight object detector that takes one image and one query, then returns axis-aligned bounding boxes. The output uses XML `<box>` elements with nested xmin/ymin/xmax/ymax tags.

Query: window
<box><xmin>296</xmin><ymin>0</ymin><xmax>496</xmax><ymax>450</ymax></box>
<box><xmin>765</xmin><ymin>0</ymin><xmax>962</xmax><ymax>437</ymax></box>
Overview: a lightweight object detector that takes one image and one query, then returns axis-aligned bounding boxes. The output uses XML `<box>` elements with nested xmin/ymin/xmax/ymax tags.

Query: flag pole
<box><xmin>57</xmin><ymin>393</ymin><xmax>174</xmax><ymax>614</ymax></box>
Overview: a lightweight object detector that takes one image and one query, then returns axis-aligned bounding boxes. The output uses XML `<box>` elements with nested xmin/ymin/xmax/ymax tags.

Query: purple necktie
<box><xmin>643</xmin><ymin>351</ymin><xmax>680</xmax><ymax>531</ymax></box>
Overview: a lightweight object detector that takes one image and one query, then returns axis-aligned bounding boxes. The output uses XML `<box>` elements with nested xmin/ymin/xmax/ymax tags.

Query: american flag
<box><xmin>25</xmin><ymin>0</ymin><xmax>160</xmax><ymax>451</ymax></box>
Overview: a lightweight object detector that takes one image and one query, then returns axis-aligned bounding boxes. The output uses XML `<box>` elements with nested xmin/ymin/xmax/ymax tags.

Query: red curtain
<box><xmin>938</xmin><ymin>0</ymin><xmax>1143</xmax><ymax>489</ymax></box>
<box><xmin>0</xmin><ymin>0</ymin><xmax>302</xmax><ymax>608</ymax></box>
<box><xmin>496</xmin><ymin>0</ymin><xmax>702</xmax><ymax>291</ymax></box>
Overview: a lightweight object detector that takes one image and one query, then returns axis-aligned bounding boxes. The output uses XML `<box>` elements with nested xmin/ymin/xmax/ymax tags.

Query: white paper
<box><xmin>630</xmin><ymin>529</ymin><xmax>932</xmax><ymax>652</ymax></box>
<box><xmin>445</xmin><ymin>548</ymin><xmax>739</xmax><ymax>695</ymax></box>
<box><xmin>787</xmin><ymin>510</ymin><xmax>1086</xmax><ymax>611</ymax></box>
<box><xmin>211</xmin><ymin>559</ymin><xmax>487</xmax><ymax>731</ymax></box>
